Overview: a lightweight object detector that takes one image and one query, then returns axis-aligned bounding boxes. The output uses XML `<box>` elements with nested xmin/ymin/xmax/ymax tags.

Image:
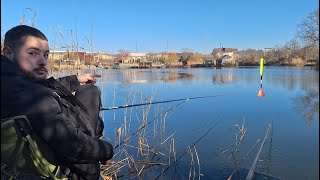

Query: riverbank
<box><xmin>48</xmin><ymin>63</ymin><xmax>319</xmax><ymax>72</ymax></box>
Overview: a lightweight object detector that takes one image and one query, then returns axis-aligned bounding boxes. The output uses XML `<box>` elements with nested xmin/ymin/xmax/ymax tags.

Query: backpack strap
<box><xmin>15</xmin><ymin>116</ymin><xmax>59</xmax><ymax>180</ymax></box>
<box><xmin>1</xmin><ymin>116</ymin><xmax>27</xmax><ymax>179</ymax></box>
<box><xmin>46</xmin><ymin>77</ymin><xmax>89</xmax><ymax>115</ymax></box>
<box><xmin>1</xmin><ymin>116</ymin><xmax>65</xmax><ymax>180</ymax></box>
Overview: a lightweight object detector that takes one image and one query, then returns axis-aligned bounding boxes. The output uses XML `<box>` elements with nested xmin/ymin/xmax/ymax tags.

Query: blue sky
<box><xmin>1</xmin><ymin>0</ymin><xmax>318</xmax><ymax>54</ymax></box>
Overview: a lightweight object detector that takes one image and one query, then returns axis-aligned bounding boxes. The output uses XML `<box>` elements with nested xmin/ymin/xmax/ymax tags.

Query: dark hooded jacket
<box><xmin>1</xmin><ymin>55</ymin><xmax>113</xmax><ymax>167</ymax></box>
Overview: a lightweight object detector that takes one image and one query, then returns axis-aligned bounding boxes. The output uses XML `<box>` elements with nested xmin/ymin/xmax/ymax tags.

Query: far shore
<box><xmin>48</xmin><ymin>62</ymin><xmax>317</xmax><ymax>72</ymax></box>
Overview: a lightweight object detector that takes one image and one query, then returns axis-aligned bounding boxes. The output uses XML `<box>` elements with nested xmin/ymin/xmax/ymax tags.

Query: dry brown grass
<box><xmin>98</xmin><ymin>89</ymin><xmax>187</xmax><ymax>179</ymax></box>
<box><xmin>291</xmin><ymin>58</ymin><xmax>305</xmax><ymax>66</ymax></box>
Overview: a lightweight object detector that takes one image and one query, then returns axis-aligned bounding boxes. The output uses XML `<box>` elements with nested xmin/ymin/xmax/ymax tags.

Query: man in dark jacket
<box><xmin>1</xmin><ymin>25</ymin><xmax>113</xmax><ymax>179</ymax></box>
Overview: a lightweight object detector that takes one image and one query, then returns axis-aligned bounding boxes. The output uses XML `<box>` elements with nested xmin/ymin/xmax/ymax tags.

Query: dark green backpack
<box><xmin>1</xmin><ymin>115</ymin><xmax>65</xmax><ymax>180</ymax></box>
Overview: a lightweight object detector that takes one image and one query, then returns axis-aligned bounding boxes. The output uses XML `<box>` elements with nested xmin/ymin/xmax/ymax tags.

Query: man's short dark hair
<box><xmin>4</xmin><ymin>25</ymin><xmax>48</xmax><ymax>51</ymax></box>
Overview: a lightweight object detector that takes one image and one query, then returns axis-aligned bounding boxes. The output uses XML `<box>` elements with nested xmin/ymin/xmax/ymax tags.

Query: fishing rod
<box><xmin>100</xmin><ymin>95</ymin><xmax>224</xmax><ymax>111</ymax></box>
<box><xmin>246</xmin><ymin>123</ymin><xmax>272</xmax><ymax>180</ymax></box>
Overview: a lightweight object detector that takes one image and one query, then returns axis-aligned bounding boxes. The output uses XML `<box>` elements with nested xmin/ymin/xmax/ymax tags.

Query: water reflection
<box><xmin>97</xmin><ymin>68</ymin><xmax>319</xmax><ymax>126</ymax></box>
<box><xmin>212</xmin><ymin>72</ymin><xmax>237</xmax><ymax>84</ymax></box>
<box><xmin>159</xmin><ymin>71</ymin><xmax>194</xmax><ymax>83</ymax></box>
<box><xmin>104</xmin><ymin>69</ymin><xmax>196</xmax><ymax>85</ymax></box>
<box><xmin>293</xmin><ymin>88</ymin><xmax>319</xmax><ymax>124</ymax></box>
<box><xmin>96</xmin><ymin>68</ymin><xmax>319</xmax><ymax>95</ymax></box>
<box><xmin>209</xmin><ymin>68</ymin><xmax>319</xmax><ymax>91</ymax></box>
<box><xmin>121</xmin><ymin>70</ymin><xmax>151</xmax><ymax>84</ymax></box>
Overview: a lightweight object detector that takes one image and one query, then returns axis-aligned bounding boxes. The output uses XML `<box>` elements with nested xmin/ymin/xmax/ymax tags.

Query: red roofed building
<box><xmin>78</xmin><ymin>52</ymin><xmax>86</xmax><ymax>61</ymax></box>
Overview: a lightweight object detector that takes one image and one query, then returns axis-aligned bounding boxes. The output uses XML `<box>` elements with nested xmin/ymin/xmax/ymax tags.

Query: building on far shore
<box><xmin>125</xmin><ymin>52</ymin><xmax>147</xmax><ymax>63</ymax></box>
<box><xmin>48</xmin><ymin>50</ymin><xmax>114</xmax><ymax>65</ymax></box>
<box><xmin>263</xmin><ymin>48</ymin><xmax>274</xmax><ymax>52</ymax></box>
<box><xmin>211</xmin><ymin>48</ymin><xmax>238</xmax><ymax>65</ymax></box>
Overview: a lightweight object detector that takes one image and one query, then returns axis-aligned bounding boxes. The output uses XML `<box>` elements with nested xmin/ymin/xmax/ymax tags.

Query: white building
<box><xmin>124</xmin><ymin>52</ymin><xmax>147</xmax><ymax>63</ymax></box>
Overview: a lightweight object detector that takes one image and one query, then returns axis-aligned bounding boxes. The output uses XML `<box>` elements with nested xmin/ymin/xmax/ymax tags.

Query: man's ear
<box><xmin>3</xmin><ymin>46</ymin><xmax>15</xmax><ymax>61</ymax></box>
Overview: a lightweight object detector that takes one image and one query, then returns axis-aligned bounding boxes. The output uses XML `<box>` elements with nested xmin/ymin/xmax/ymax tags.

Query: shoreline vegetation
<box><xmin>47</xmin><ymin>60</ymin><xmax>318</xmax><ymax>72</ymax></box>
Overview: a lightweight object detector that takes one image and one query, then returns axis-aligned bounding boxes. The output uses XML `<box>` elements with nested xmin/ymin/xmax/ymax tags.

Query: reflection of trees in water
<box><xmin>159</xmin><ymin>72</ymin><xmax>194</xmax><ymax>83</ymax></box>
<box><xmin>121</xmin><ymin>70</ymin><xmax>158</xmax><ymax>84</ymax></box>
<box><xmin>266</xmin><ymin>70</ymin><xmax>319</xmax><ymax>91</ymax></box>
<box><xmin>118</xmin><ymin>70</ymin><xmax>195</xmax><ymax>84</ymax></box>
<box><xmin>300</xmin><ymin>72</ymin><xmax>319</xmax><ymax>89</ymax></box>
<box><xmin>209</xmin><ymin>67</ymin><xmax>319</xmax><ymax>90</ymax></box>
<box><xmin>268</xmin><ymin>74</ymin><xmax>301</xmax><ymax>91</ymax></box>
<box><xmin>212</xmin><ymin>72</ymin><xmax>237</xmax><ymax>84</ymax></box>
<box><xmin>293</xmin><ymin>88</ymin><xmax>319</xmax><ymax>124</ymax></box>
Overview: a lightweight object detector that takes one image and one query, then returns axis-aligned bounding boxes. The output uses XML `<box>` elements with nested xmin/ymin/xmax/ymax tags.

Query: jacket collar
<box><xmin>1</xmin><ymin>55</ymin><xmax>25</xmax><ymax>77</ymax></box>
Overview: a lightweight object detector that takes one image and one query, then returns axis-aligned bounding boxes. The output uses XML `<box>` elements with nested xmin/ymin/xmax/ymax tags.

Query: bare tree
<box><xmin>180</xmin><ymin>48</ymin><xmax>194</xmax><ymax>62</ymax></box>
<box><xmin>117</xmin><ymin>49</ymin><xmax>130</xmax><ymax>63</ymax></box>
<box><xmin>284</xmin><ymin>39</ymin><xmax>301</xmax><ymax>52</ymax></box>
<box><xmin>166</xmin><ymin>52</ymin><xmax>179</xmax><ymax>65</ymax></box>
<box><xmin>189</xmin><ymin>52</ymin><xmax>203</xmax><ymax>62</ymax></box>
<box><xmin>237</xmin><ymin>49</ymin><xmax>264</xmax><ymax>65</ymax></box>
<box><xmin>281</xmin><ymin>39</ymin><xmax>305</xmax><ymax>65</ymax></box>
<box><xmin>296</xmin><ymin>8</ymin><xmax>319</xmax><ymax>69</ymax></box>
<box><xmin>297</xmin><ymin>8</ymin><xmax>319</xmax><ymax>47</ymax></box>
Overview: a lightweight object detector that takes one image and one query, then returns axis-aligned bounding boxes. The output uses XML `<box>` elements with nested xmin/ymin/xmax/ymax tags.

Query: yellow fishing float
<box><xmin>258</xmin><ymin>58</ymin><xmax>265</xmax><ymax>97</ymax></box>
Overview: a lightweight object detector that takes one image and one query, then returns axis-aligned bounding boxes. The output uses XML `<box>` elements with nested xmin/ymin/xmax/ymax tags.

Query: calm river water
<box><xmin>87</xmin><ymin>66</ymin><xmax>318</xmax><ymax>179</ymax></box>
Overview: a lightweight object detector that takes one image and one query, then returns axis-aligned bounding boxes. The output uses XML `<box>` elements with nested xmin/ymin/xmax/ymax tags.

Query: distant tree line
<box><xmin>238</xmin><ymin>8</ymin><xmax>319</xmax><ymax>69</ymax></box>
